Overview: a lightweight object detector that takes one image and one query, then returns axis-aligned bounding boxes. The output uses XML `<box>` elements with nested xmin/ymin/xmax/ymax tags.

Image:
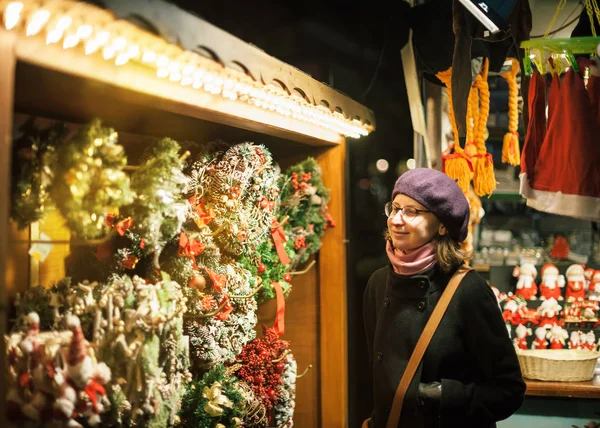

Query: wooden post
<box><xmin>317</xmin><ymin>140</ymin><xmax>348</xmax><ymax>427</ymax></box>
<box><xmin>0</xmin><ymin>28</ymin><xmax>17</xmax><ymax>427</ymax></box>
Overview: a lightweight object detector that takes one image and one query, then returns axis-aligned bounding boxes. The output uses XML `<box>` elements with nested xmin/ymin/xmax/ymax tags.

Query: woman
<box><xmin>363</xmin><ymin>168</ymin><xmax>525</xmax><ymax>427</ymax></box>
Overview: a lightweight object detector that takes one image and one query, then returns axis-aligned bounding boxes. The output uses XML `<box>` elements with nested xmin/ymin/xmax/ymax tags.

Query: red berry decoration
<box><xmin>260</xmin><ymin>349</ymin><xmax>269</xmax><ymax>358</ymax></box>
<box><xmin>283</xmin><ymin>274</ymin><xmax>292</xmax><ymax>283</ymax></box>
<box><xmin>276</xmin><ymin>362</ymin><xmax>285</xmax><ymax>373</ymax></box>
<box><xmin>267</xmin><ymin>389</ymin><xmax>276</xmax><ymax>399</ymax></box>
<box><xmin>257</xmin><ymin>263</ymin><xmax>266</xmax><ymax>273</ymax></box>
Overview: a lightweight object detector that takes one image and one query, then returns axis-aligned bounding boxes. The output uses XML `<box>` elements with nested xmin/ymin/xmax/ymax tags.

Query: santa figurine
<box><xmin>513</xmin><ymin>264</ymin><xmax>538</xmax><ymax>300</ymax></box>
<box><xmin>502</xmin><ymin>299</ymin><xmax>527</xmax><ymax>325</ymax></box>
<box><xmin>585</xmin><ymin>267</ymin><xmax>596</xmax><ymax>290</ymax></box>
<box><xmin>582</xmin><ymin>331</ymin><xmax>597</xmax><ymax>351</ymax></box>
<box><xmin>569</xmin><ymin>330</ymin><xmax>583</xmax><ymax>350</ymax></box>
<box><xmin>531</xmin><ymin>327</ymin><xmax>549</xmax><ymax>350</ymax></box>
<box><xmin>566</xmin><ymin>264</ymin><xmax>586</xmax><ymax>302</ymax></box>
<box><xmin>588</xmin><ymin>270</ymin><xmax>600</xmax><ymax>301</ymax></box>
<box><xmin>538</xmin><ymin>298</ymin><xmax>562</xmax><ymax>328</ymax></box>
<box><xmin>539</xmin><ymin>264</ymin><xmax>565</xmax><ymax>300</ymax></box>
<box><xmin>513</xmin><ymin>324</ymin><xmax>531</xmax><ymax>350</ymax></box>
<box><xmin>547</xmin><ymin>325</ymin><xmax>569</xmax><ymax>349</ymax></box>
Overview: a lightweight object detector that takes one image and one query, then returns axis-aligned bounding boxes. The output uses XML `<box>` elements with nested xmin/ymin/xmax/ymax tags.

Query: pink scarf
<box><xmin>385</xmin><ymin>240</ymin><xmax>437</xmax><ymax>276</ymax></box>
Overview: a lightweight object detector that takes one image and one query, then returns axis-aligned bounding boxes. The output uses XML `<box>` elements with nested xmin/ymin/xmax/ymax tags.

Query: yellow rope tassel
<box><xmin>500</xmin><ymin>59</ymin><xmax>521</xmax><ymax>166</ymax></box>
<box><xmin>464</xmin><ymin>86</ymin><xmax>479</xmax><ymax>164</ymax></box>
<box><xmin>472</xmin><ymin>59</ymin><xmax>497</xmax><ymax>196</ymax></box>
<box><xmin>437</xmin><ymin>67</ymin><xmax>471</xmax><ymax>193</ymax></box>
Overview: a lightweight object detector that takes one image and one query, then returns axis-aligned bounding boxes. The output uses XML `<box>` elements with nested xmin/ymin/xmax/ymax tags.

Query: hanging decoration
<box><xmin>10</xmin><ymin>118</ymin><xmax>67</xmax><ymax>229</ymax></box>
<box><xmin>500</xmin><ymin>58</ymin><xmax>521</xmax><ymax>166</ymax></box>
<box><xmin>52</xmin><ymin>119</ymin><xmax>132</xmax><ymax>239</ymax></box>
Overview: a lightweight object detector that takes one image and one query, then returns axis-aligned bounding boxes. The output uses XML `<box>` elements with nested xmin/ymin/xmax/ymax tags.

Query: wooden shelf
<box><xmin>525</xmin><ymin>375</ymin><xmax>600</xmax><ymax>399</ymax></box>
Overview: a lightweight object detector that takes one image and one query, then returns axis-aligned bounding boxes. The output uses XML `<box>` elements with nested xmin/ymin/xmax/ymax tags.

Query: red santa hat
<box><xmin>526</xmin><ymin>60</ymin><xmax>600</xmax><ymax>221</ymax></box>
<box><xmin>67</xmin><ymin>315</ymin><xmax>87</xmax><ymax>367</ymax></box>
<box><xmin>541</xmin><ymin>264</ymin><xmax>559</xmax><ymax>277</ymax></box>
<box><xmin>593</xmin><ymin>270</ymin><xmax>600</xmax><ymax>282</ymax></box>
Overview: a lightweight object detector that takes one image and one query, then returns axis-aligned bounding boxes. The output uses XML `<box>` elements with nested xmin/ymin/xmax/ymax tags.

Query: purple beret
<box><xmin>391</xmin><ymin>168</ymin><xmax>470</xmax><ymax>242</ymax></box>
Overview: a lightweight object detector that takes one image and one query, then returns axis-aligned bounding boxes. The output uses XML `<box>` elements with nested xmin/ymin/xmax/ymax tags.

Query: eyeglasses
<box><xmin>384</xmin><ymin>202</ymin><xmax>430</xmax><ymax>220</ymax></box>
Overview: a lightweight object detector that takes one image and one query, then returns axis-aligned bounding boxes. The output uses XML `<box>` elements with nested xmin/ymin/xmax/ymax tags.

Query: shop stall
<box><xmin>0</xmin><ymin>1</ymin><xmax>375</xmax><ymax>427</ymax></box>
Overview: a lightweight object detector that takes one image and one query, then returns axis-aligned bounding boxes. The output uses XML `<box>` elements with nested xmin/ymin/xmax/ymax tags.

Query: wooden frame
<box><xmin>0</xmin><ymin>2</ymin><xmax>371</xmax><ymax>424</ymax></box>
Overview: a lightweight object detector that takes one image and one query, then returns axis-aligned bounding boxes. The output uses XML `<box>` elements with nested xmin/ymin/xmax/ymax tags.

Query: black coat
<box><xmin>363</xmin><ymin>264</ymin><xmax>525</xmax><ymax>427</ymax></box>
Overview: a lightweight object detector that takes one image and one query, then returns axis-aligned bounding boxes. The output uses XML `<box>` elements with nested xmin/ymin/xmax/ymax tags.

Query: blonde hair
<box><xmin>384</xmin><ymin>231</ymin><xmax>472</xmax><ymax>273</ymax></box>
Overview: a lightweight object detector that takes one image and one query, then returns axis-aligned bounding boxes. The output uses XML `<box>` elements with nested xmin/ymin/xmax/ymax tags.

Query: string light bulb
<box><xmin>26</xmin><ymin>9</ymin><xmax>50</xmax><ymax>36</ymax></box>
<box><xmin>4</xmin><ymin>2</ymin><xmax>23</xmax><ymax>30</ymax></box>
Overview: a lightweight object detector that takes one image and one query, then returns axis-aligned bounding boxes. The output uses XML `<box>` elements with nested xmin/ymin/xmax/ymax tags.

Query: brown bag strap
<box><xmin>385</xmin><ymin>264</ymin><xmax>473</xmax><ymax>428</ymax></box>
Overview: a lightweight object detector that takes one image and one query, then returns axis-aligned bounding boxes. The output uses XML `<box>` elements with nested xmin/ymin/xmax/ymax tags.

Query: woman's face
<box><xmin>387</xmin><ymin>194</ymin><xmax>443</xmax><ymax>253</ymax></box>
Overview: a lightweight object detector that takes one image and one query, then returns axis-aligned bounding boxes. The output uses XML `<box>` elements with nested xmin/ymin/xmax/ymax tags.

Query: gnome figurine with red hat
<box><xmin>585</xmin><ymin>267</ymin><xmax>596</xmax><ymax>290</ymax></box>
<box><xmin>513</xmin><ymin>324</ymin><xmax>531</xmax><ymax>350</ymax></box>
<box><xmin>513</xmin><ymin>264</ymin><xmax>538</xmax><ymax>300</ymax></box>
<box><xmin>538</xmin><ymin>298</ymin><xmax>562</xmax><ymax>328</ymax></box>
<box><xmin>566</xmin><ymin>264</ymin><xmax>587</xmax><ymax>302</ymax></box>
<box><xmin>539</xmin><ymin>264</ymin><xmax>565</xmax><ymax>301</ymax></box>
<box><xmin>588</xmin><ymin>271</ymin><xmax>600</xmax><ymax>301</ymax></box>
<box><xmin>55</xmin><ymin>315</ymin><xmax>111</xmax><ymax>426</ymax></box>
<box><xmin>547</xmin><ymin>325</ymin><xmax>569</xmax><ymax>349</ymax></box>
<box><xmin>531</xmin><ymin>327</ymin><xmax>548</xmax><ymax>350</ymax></box>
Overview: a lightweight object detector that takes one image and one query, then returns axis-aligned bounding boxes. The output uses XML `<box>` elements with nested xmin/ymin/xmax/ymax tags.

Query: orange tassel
<box><xmin>501</xmin><ymin>59</ymin><xmax>521</xmax><ymax>166</ymax></box>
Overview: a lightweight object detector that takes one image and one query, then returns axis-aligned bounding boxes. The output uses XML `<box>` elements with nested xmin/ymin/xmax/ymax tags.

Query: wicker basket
<box><xmin>517</xmin><ymin>349</ymin><xmax>600</xmax><ymax>382</ymax></box>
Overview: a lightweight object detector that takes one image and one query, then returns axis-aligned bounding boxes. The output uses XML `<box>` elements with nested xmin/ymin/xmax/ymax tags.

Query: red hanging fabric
<box><xmin>527</xmin><ymin>64</ymin><xmax>600</xmax><ymax>221</ymax></box>
<box><xmin>587</xmin><ymin>74</ymin><xmax>600</xmax><ymax>125</ymax></box>
<box><xmin>546</xmin><ymin>73</ymin><xmax>561</xmax><ymax>128</ymax></box>
<box><xmin>520</xmin><ymin>70</ymin><xmax>546</xmax><ymax>198</ymax></box>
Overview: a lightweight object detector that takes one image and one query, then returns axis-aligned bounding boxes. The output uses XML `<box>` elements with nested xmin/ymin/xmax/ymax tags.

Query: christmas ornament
<box><xmin>537</xmin><ymin>298</ymin><xmax>561</xmax><ymax>328</ymax></box>
<box><xmin>11</xmin><ymin>118</ymin><xmax>66</xmax><ymax>229</ymax></box>
<box><xmin>125</xmin><ymin>138</ymin><xmax>190</xmax><ymax>266</ymax></box>
<box><xmin>512</xmin><ymin>264</ymin><xmax>538</xmax><ymax>301</ymax></box>
<box><xmin>531</xmin><ymin>327</ymin><xmax>548</xmax><ymax>350</ymax></box>
<box><xmin>588</xmin><ymin>270</ymin><xmax>600</xmax><ymax>301</ymax></box>
<box><xmin>539</xmin><ymin>264</ymin><xmax>565</xmax><ymax>301</ymax></box>
<box><xmin>582</xmin><ymin>330</ymin><xmax>597</xmax><ymax>351</ymax></box>
<box><xmin>52</xmin><ymin>119</ymin><xmax>132</xmax><ymax>238</ymax></box>
<box><xmin>566</xmin><ymin>264</ymin><xmax>586</xmax><ymax>302</ymax></box>
<box><xmin>550</xmin><ymin>235</ymin><xmax>570</xmax><ymax>259</ymax></box>
<box><xmin>569</xmin><ymin>330</ymin><xmax>583</xmax><ymax>350</ymax></box>
<box><xmin>547</xmin><ymin>325</ymin><xmax>569</xmax><ymax>349</ymax></box>
<box><xmin>513</xmin><ymin>324</ymin><xmax>531</xmax><ymax>350</ymax></box>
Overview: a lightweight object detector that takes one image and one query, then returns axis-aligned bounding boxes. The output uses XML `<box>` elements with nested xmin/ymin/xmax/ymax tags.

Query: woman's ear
<box><xmin>438</xmin><ymin>225</ymin><xmax>447</xmax><ymax>236</ymax></box>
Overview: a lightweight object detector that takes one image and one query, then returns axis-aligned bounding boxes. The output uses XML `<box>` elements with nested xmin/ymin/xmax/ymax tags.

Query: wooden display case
<box><xmin>0</xmin><ymin>2</ymin><xmax>375</xmax><ymax>426</ymax></box>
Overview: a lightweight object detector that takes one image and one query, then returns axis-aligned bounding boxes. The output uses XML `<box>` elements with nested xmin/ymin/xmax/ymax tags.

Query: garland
<box><xmin>52</xmin><ymin>119</ymin><xmax>132</xmax><ymax>238</ymax></box>
<box><xmin>10</xmin><ymin>118</ymin><xmax>66</xmax><ymax>229</ymax></box>
<box><xmin>273</xmin><ymin>354</ymin><xmax>297</xmax><ymax>428</ymax></box>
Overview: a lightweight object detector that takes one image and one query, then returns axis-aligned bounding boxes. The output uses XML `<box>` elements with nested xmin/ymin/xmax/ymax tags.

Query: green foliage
<box><xmin>178</xmin><ymin>364</ymin><xmax>245</xmax><ymax>428</ymax></box>
<box><xmin>11</xmin><ymin>118</ymin><xmax>66</xmax><ymax>229</ymax></box>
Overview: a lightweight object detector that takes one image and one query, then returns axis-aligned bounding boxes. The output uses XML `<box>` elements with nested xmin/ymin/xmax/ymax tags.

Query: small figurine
<box><xmin>547</xmin><ymin>325</ymin><xmax>569</xmax><ymax>349</ymax></box>
<box><xmin>588</xmin><ymin>270</ymin><xmax>600</xmax><ymax>301</ymax></box>
<box><xmin>531</xmin><ymin>327</ymin><xmax>549</xmax><ymax>350</ymax></box>
<box><xmin>539</xmin><ymin>264</ymin><xmax>565</xmax><ymax>300</ymax></box>
<box><xmin>582</xmin><ymin>331</ymin><xmax>597</xmax><ymax>351</ymax></box>
<box><xmin>566</xmin><ymin>264</ymin><xmax>586</xmax><ymax>302</ymax></box>
<box><xmin>513</xmin><ymin>324</ymin><xmax>532</xmax><ymax>350</ymax></box>
<box><xmin>513</xmin><ymin>264</ymin><xmax>538</xmax><ymax>300</ymax></box>
<box><xmin>502</xmin><ymin>299</ymin><xmax>526</xmax><ymax>325</ymax></box>
<box><xmin>585</xmin><ymin>267</ymin><xmax>596</xmax><ymax>290</ymax></box>
<box><xmin>538</xmin><ymin>298</ymin><xmax>562</xmax><ymax>328</ymax></box>
<box><xmin>569</xmin><ymin>330</ymin><xmax>583</xmax><ymax>350</ymax></box>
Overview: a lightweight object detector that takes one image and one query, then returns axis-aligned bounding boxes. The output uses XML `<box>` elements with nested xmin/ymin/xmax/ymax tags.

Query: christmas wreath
<box><xmin>52</xmin><ymin>119</ymin><xmax>132</xmax><ymax>238</ymax></box>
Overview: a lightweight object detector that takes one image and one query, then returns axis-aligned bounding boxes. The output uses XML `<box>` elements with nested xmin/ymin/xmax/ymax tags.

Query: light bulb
<box><xmin>4</xmin><ymin>2</ymin><xmax>23</xmax><ymax>30</ymax></box>
<box><xmin>26</xmin><ymin>10</ymin><xmax>50</xmax><ymax>36</ymax></box>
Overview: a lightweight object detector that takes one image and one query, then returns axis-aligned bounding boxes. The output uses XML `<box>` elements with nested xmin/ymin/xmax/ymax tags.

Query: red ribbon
<box><xmin>215</xmin><ymin>297</ymin><xmax>233</xmax><ymax>321</ymax></box>
<box><xmin>205</xmin><ymin>268</ymin><xmax>227</xmax><ymax>293</ymax></box>
<box><xmin>189</xmin><ymin>195</ymin><xmax>215</xmax><ymax>227</ymax></box>
<box><xmin>272</xmin><ymin>282</ymin><xmax>286</xmax><ymax>336</ymax></box>
<box><xmin>115</xmin><ymin>217</ymin><xmax>133</xmax><ymax>236</ymax></box>
<box><xmin>83</xmin><ymin>379</ymin><xmax>106</xmax><ymax>413</ymax></box>
<box><xmin>442</xmin><ymin>153</ymin><xmax>474</xmax><ymax>173</ymax></box>
<box><xmin>178</xmin><ymin>232</ymin><xmax>205</xmax><ymax>270</ymax></box>
<box><xmin>271</xmin><ymin>218</ymin><xmax>291</xmax><ymax>265</ymax></box>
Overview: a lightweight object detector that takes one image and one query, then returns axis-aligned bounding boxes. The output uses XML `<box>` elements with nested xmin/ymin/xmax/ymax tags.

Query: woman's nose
<box><xmin>391</xmin><ymin>211</ymin><xmax>405</xmax><ymax>225</ymax></box>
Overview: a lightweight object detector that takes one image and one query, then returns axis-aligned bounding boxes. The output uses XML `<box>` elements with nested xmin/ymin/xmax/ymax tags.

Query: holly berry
<box><xmin>253</xmin><ymin>376</ymin><xmax>263</xmax><ymax>384</ymax></box>
<box><xmin>267</xmin><ymin>389</ymin><xmax>276</xmax><ymax>398</ymax></box>
<box><xmin>283</xmin><ymin>274</ymin><xmax>292</xmax><ymax>283</ymax></box>
<box><xmin>257</xmin><ymin>263</ymin><xmax>266</xmax><ymax>273</ymax></box>
<box><xmin>259</xmin><ymin>349</ymin><xmax>269</xmax><ymax>358</ymax></box>
<box><xmin>276</xmin><ymin>362</ymin><xmax>285</xmax><ymax>373</ymax></box>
